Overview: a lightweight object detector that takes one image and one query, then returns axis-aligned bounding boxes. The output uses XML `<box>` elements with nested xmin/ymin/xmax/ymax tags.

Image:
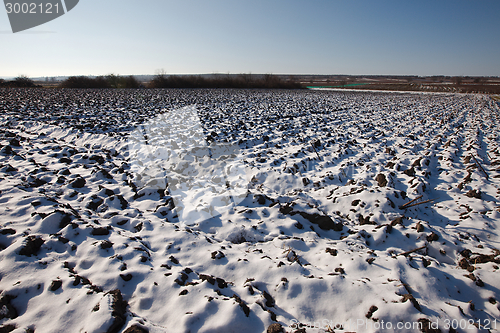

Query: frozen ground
<box><xmin>0</xmin><ymin>88</ymin><xmax>499</xmax><ymax>333</ymax></box>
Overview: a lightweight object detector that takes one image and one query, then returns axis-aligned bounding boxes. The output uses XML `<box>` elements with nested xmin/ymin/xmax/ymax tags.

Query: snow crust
<box><xmin>0</xmin><ymin>88</ymin><xmax>499</xmax><ymax>332</ymax></box>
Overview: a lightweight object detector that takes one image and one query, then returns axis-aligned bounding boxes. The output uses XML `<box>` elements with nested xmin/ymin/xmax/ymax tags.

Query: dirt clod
<box><xmin>0</xmin><ymin>324</ymin><xmax>16</xmax><ymax>333</ymax></box>
<box><xmin>298</xmin><ymin>212</ymin><xmax>343</xmax><ymax>231</ymax></box>
<box><xmin>91</xmin><ymin>227</ymin><xmax>110</xmax><ymax>236</ymax></box>
<box><xmin>19</xmin><ymin>235</ymin><xmax>45</xmax><ymax>256</ymax></box>
<box><xmin>267</xmin><ymin>323</ymin><xmax>284</xmax><ymax>333</ymax></box>
<box><xmin>402</xmin><ymin>293</ymin><xmax>421</xmax><ymax>312</ymax></box>
<box><xmin>199</xmin><ymin>274</ymin><xmax>215</xmax><ymax>285</ymax></box>
<box><xmin>426</xmin><ymin>232</ymin><xmax>439</xmax><ymax>242</ymax></box>
<box><xmin>49</xmin><ymin>280</ymin><xmax>62</xmax><ymax>291</ymax></box>
<box><xmin>233</xmin><ymin>294</ymin><xmax>250</xmax><ymax>317</ymax></box>
<box><xmin>107</xmin><ymin>289</ymin><xmax>128</xmax><ymax>333</ymax></box>
<box><xmin>366</xmin><ymin>305</ymin><xmax>378</xmax><ymax>318</ymax></box>
<box><xmin>120</xmin><ymin>274</ymin><xmax>133</xmax><ymax>281</ymax></box>
<box><xmin>0</xmin><ymin>294</ymin><xmax>18</xmax><ymax>320</ymax></box>
<box><xmin>169</xmin><ymin>256</ymin><xmax>179</xmax><ymax>264</ymax></box>
<box><xmin>465</xmin><ymin>189</ymin><xmax>481</xmax><ymax>199</ymax></box>
<box><xmin>375</xmin><ymin>173</ymin><xmax>387</xmax><ymax>187</ymax></box>
<box><xmin>211</xmin><ymin>251</ymin><xmax>225</xmax><ymax>259</ymax></box>
<box><xmin>404</xmin><ymin>167</ymin><xmax>415</xmax><ymax>176</ymax></box>
<box><xmin>325</xmin><ymin>248</ymin><xmax>337</xmax><ymax>256</ymax></box>
<box><xmin>263</xmin><ymin>290</ymin><xmax>275</xmax><ymax>307</ymax></box>
<box><xmin>100</xmin><ymin>240</ymin><xmax>113</xmax><ymax>249</ymax></box>
<box><xmin>359</xmin><ymin>214</ymin><xmax>375</xmax><ymax>225</ymax></box>
<box><xmin>70</xmin><ymin>177</ymin><xmax>86</xmax><ymax>188</ymax></box>
<box><xmin>390</xmin><ymin>216</ymin><xmax>404</xmax><ymax>226</ymax></box>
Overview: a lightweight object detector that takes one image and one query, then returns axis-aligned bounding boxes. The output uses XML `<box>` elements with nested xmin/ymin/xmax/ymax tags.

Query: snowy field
<box><xmin>0</xmin><ymin>88</ymin><xmax>499</xmax><ymax>333</ymax></box>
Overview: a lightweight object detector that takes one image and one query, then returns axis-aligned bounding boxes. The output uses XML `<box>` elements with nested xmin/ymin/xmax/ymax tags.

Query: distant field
<box><xmin>307</xmin><ymin>81</ymin><xmax>500</xmax><ymax>94</ymax></box>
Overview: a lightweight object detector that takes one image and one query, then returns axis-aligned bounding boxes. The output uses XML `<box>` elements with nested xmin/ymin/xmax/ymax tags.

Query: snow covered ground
<box><xmin>0</xmin><ymin>88</ymin><xmax>499</xmax><ymax>333</ymax></box>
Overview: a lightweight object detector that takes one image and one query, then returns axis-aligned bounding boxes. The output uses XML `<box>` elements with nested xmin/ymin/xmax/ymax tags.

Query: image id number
<box><xmin>443</xmin><ymin>318</ymin><xmax>497</xmax><ymax>330</ymax></box>
<box><xmin>5</xmin><ymin>2</ymin><xmax>60</xmax><ymax>14</ymax></box>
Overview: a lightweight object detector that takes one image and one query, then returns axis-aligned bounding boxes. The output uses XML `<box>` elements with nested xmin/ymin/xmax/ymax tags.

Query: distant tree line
<box><xmin>55</xmin><ymin>73</ymin><xmax>301</xmax><ymax>89</ymax></box>
<box><xmin>1</xmin><ymin>74</ymin><xmax>301</xmax><ymax>89</ymax></box>
<box><xmin>0</xmin><ymin>76</ymin><xmax>41</xmax><ymax>88</ymax></box>
<box><xmin>147</xmin><ymin>73</ymin><xmax>302</xmax><ymax>89</ymax></box>
<box><xmin>59</xmin><ymin>74</ymin><xmax>141</xmax><ymax>89</ymax></box>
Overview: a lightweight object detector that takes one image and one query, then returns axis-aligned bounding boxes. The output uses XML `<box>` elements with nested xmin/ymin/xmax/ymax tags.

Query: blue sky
<box><xmin>1</xmin><ymin>0</ymin><xmax>499</xmax><ymax>77</ymax></box>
